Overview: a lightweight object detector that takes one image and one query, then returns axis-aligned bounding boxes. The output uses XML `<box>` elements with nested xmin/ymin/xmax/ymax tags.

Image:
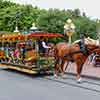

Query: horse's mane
<box><xmin>73</xmin><ymin>37</ymin><xmax>99</xmax><ymax>46</ymax></box>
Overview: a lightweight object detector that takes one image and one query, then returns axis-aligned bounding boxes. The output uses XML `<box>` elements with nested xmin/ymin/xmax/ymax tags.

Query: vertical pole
<box><xmin>96</xmin><ymin>20</ymin><xmax>100</xmax><ymax>45</ymax></box>
<box><xmin>98</xmin><ymin>33</ymin><xmax>100</xmax><ymax>45</ymax></box>
<box><xmin>64</xmin><ymin>19</ymin><xmax>75</xmax><ymax>46</ymax></box>
<box><xmin>68</xmin><ymin>36</ymin><xmax>71</xmax><ymax>46</ymax></box>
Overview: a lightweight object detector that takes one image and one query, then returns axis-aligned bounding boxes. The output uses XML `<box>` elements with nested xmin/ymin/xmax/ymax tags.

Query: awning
<box><xmin>27</xmin><ymin>32</ymin><xmax>63</xmax><ymax>38</ymax></box>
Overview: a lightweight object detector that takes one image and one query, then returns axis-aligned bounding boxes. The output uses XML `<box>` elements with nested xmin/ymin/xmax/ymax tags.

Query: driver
<box><xmin>38</xmin><ymin>37</ymin><xmax>51</xmax><ymax>55</ymax></box>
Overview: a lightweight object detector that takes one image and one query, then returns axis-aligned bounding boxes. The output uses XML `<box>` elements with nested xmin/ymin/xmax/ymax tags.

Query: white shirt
<box><xmin>42</xmin><ymin>41</ymin><xmax>51</xmax><ymax>49</ymax></box>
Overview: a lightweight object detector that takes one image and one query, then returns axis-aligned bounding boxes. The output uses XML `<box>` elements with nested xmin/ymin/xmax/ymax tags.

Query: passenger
<box><xmin>20</xmin><ymin>46</ymin><xmax>26</xmax><ymax>64</ymax></box>
<box><xmin>9</xmin><ymin>49</ymin><xmax>14</xmax><ymax>63</ymax></box>
<box><xmin>13</xmin><ymin>47</ymin><xmax>20</xmax><ymax>63</ymax></box>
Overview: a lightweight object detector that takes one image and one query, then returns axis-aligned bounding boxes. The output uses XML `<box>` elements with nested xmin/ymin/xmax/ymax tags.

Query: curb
<box><xmin>66</xmin><ymin>72</ymin><xmax>100</xmax><ymax>81</ymax></box>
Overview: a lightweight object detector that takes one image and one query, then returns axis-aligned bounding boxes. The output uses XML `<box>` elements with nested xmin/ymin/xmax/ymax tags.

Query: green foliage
<box><xmin>0</xmin><ymin>0</ymin><xmax>98</xmax><ymax>42</ymax></box>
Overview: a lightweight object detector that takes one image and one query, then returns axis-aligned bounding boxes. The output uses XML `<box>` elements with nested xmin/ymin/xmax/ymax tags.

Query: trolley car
<box><xmin>0</xmin><ymin>32</ymin><xmax>63</xmax><ymax>74</ymax></box>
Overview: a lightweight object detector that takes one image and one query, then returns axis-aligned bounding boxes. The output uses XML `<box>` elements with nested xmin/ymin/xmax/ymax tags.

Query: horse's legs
<box><xmin>64</xmin><ymin>61</ymin><xmax>69</xmax><ymax>71</ymax></box>
<box><xmin>54</xmin><ymin>58</ymin><xmax>59</xmax><ymax>78</ymax></box>
<box><xmin>61</xmin><ymin>60</ymin><xmax>68</xmax><ymax>78</ymax></box>
<box><xmin>76</xmin><ymin>59</ymin><xmax>84</xmax><ymax>82</ymax></box>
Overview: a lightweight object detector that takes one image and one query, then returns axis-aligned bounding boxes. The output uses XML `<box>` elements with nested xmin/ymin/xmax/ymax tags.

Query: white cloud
<box><xmin>11</xmin><ymin>0</ymin><xmax>100</xmax><ymax>19</ymax></box>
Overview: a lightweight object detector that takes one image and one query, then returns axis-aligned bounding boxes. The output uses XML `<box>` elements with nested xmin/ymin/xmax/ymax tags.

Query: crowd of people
<box><xmin>0</xmin><ymin>46</ymin><xmax>23</xmax><ymax>64</ymax></box>
<box><xmin>0</xmin><ymin>37</ymin><xmax>53</xmax><ymax>65</ymax></box>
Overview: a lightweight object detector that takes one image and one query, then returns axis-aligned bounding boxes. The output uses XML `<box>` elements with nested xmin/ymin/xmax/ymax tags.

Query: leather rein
<box><xmin>64</xmin><ymin>44</ymin><xmax>99</xmax><ymax>58</ymax></box>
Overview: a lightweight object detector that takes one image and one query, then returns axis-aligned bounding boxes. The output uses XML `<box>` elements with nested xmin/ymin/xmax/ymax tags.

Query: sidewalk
<box><xmin>66</xmin><ymin>62</ymin><xmax>100</xmax><ymax>80</ymax></box>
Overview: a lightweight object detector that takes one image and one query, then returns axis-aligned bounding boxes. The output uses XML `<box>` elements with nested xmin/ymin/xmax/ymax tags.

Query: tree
<box><xmin>0</xmin><ymin>0</ymin><xmax>97</xmax><ymax>42</ymax></box>
<box><xmin>73</xmin><ymin>9</ymin><xmax>81</xmax><ymax>18</ymax></box>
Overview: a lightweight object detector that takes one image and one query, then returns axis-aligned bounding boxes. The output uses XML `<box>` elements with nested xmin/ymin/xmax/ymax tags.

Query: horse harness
<box><xmin>63</xmin><ymin>42</ymin><xmax>89</xmax><ymax>61</ymax></box>
<box><xmin>63</xmin><ymin>41</ymin><xmax>100</xmax><ymax>62</ymax></box>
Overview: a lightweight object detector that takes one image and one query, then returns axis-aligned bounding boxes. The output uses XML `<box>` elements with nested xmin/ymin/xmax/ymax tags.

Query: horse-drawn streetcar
<box><xmin>0</xmin><ymin>32</ymin><xmax>63</xmax><ymax>74</ymax></box>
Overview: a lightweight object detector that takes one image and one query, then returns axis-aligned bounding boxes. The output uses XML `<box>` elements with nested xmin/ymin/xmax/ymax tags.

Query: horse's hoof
<box><xmin>54</xmin><ymin>74</ymin><xmax>58</xmax><ymax>78</ymax></box>
<box><xmin>61</xmin><ymin>74</ymin><xmax>66</xmax><ymax>79</ymax></box>
<box><xmin>77</xmin><ymin>78</ymin><xmax>82</xmax><ymax>83</ymax></box>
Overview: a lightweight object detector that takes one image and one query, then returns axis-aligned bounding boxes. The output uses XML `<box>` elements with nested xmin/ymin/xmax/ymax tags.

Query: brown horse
<box><xmin>54</xmin><ymin>41</ymin><xmax>100</xmax><ymax>82</ymax></box>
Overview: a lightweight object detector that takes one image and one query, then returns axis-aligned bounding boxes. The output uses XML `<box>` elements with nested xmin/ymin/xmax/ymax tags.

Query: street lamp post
<box><xmin>30</xmin><ymin>22</ymin><xmax>38</xmax><ymax>32</ymax></box>
<box><xmin>64</xmin><ymin>19</ymin><xmax>75</xmax><ymax>46</ymax></box>
<box><xmin>30</xmin><ymin>22</ymin><xmax>39</xmax><ymax>52</ymax></box>
<box><xmin>14</xmin><ymin>12</ymin><xmax>22</xmax><ymax>33</ymax></box>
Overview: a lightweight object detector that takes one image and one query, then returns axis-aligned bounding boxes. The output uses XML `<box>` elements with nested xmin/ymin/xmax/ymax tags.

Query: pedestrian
<box><xmin>87</xmin><ymin>52</ymin><xmax>96</xmax><ymax>65</ymax></box>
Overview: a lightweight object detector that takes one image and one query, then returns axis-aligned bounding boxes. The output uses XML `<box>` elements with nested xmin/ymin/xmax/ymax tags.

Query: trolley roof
<box><xmin>27</xmin><ymin>32</ymin><xmax>63</xmax><ymax>38</ymax></box>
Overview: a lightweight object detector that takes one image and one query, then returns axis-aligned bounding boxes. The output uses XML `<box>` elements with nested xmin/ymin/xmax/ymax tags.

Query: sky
<box><xmin>10</xmin><ymin>0</ymin><xmax>100</xmax><ymax>19</ymax></box>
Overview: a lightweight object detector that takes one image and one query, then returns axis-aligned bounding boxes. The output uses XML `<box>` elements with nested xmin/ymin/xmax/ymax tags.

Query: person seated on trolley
<box><xmin>38</xmin><ymin>37</ymin><xmax>51</xmax><ymax>55</ymax></box>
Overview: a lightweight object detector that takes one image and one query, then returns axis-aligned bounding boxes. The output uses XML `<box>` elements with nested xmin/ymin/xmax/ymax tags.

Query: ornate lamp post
<box><xmin>30</xmin><ymin>22</ymin><xmax>38</xmax><ymax>32</ymax></box>
<box><xmin>30</xmin><ymin>22</ymin><xmax>39</xmax><ymax>51</ymax></box>
<box><xmin>14</xmin><ymin>12</ymin><xmax>20</xmax><ymax>33</ymax></box>
<box><xmin>64</xmin><ymin>19</ymin><xmax>75</xmax><ymax>46</ymax></box>
<box><xmin>14</xmin><ymin>12</ymin><xmax>22</xmax><ymax>35</ymax></box>
<box><xmin>96</xmin><ymin>19</ymin><xmax>100</xmax><ymax>45</ymax></box>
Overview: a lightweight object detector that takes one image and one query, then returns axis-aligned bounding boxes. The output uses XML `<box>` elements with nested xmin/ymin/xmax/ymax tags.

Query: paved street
<box><xmin>0</xmin><ymin>67</ymin><xmax>100</xmax><ymax>100</ymax></box>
